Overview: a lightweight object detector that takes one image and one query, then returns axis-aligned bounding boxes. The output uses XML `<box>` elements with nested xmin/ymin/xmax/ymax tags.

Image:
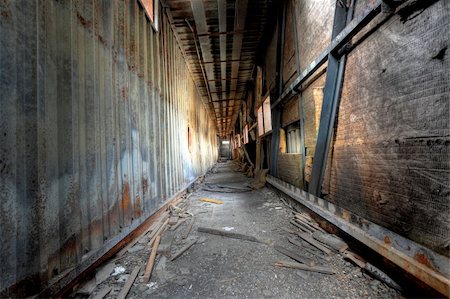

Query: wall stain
<box><xmin>76</xmin><ymin>11</ymin><xmax>92</xmax><ymax>30</ymax></box>
<box><xmin>134</xmin><ymin>195</ymin><xmax>142</xmax><ymax>218</ymax></box>
<box><xmin>121</xmin><ymin>182</ymin><xmax>131</xmax><ymax>212</ymax></box>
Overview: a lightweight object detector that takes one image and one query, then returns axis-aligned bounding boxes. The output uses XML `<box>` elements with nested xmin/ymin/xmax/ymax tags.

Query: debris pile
<box><xmin>72</xmin><ymin>193</ymin><xmax>201</xmax><ymax>299</ymax></box>
<box><xmin>275</xmin><ymin>208</ymin><xmax>402</xmax><ymax>291</ymax></box>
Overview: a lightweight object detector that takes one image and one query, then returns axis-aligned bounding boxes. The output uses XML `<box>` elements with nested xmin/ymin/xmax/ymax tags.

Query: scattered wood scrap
<box><xmin>199</xmin><ymin>198</ymin><xmax>224</xmax><ymax>205</ymax></box>
<box><xmin>294</xmin><ymin>212</ymin><xmax>326</xmax><ymax>233</ymax></box>
<box><xmin>288</xmin><ymin>237</ymin><xmax>330</xmax><ymax>262</ymax></box>
<box><xmin>274</xmin><ymin>245</ymin><xmax>315</xmax><ymax>266</ymax></box>
<box><xmin>297</xmin><ymin>232</ymin><xmax>332</xmax><ymax>255</ymax></box>
<box><xmin>117</xmin><ymin>212</ymin><xmax>169</xmax><ymax>257</ymax></box>
<box><xmin>143</xmin><ymin>235</ymin><xmax>161</xmax><ymax>282</ymax></box>
<box><xmin>294</xmin><ymin>216</ymin><xmax>321</xmax><ymax>233</ymax></box>
<box><xmin>170</xmin><ymin>218</ymin><xmax>187</xmax><ymax>231</ymax></box>
<box><xmin>291</xmin><ymin>219</ymin><xmax>314</xmax><ymax>233</ymax></box>
<box><xmin>170</xmin><ymin>238</ymin><xmax>198</xmax><ymax>261</ymax></box>
<box><xmin>183</xmin><ymin>217</ymin><xmax>195</xmax><ymax>239</ymax></box>
<box><xmin>197</xmin><ymin>227</ymin><xmax>271</xmax><ymax>245</ymax></box>
<box><xmin>343</xmin><ymin>250</ymin><xmax>366</xmax><ymax>268</ymax></box>
<box><xmin>148</xmin><ymin>218</ymin><xmax>170</xmax><ymax>247</ymax></box>
<box><xmin>275</xmin><ymin>261</ymin><xmax>335</xmax><ymax>274</ymax></box>
<box><xmin>117</xmin><ymin>266</ymin><xmax>140</xmax><ymax>299</ymax></box>
<box><xmin>202</xmin><ymin>183</ymin><xmax>252</xmax><ymax>193</ymax></box>
<box><xmin>312</xmin><ymin>232</ymin><xmax>348</xmax><ymax>253</ymax></box>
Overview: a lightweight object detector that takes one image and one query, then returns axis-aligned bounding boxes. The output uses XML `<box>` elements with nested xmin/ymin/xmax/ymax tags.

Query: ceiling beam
<box><xmin>218</xmin><ymin>0</ymin><xmax>227</xmax><ymax>134</ymax></box>
<box><xmin>227</xmin><ymin>0</ymin><xmax>248</xmax><ymax>133</ymax></box>
<box><xmin>190</xmin><ymin>0</ymin><xmax>220</xmax><ymax>127</ymax></box>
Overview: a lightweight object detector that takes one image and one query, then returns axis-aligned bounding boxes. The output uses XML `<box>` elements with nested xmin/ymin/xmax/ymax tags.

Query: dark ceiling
<box><xmin>163</xmin><ymin>0</ymin><xmax>274</xmax><ymax>137</ymax></box>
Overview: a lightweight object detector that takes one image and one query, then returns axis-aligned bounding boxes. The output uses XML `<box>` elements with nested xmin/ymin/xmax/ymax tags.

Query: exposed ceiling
<box><xmin>164</xmin><ymin>0</ymin><xmax>273</xmax><ymax>137</ymax></box>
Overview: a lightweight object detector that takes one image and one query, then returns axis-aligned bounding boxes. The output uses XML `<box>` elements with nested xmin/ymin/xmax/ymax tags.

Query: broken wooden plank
<box><xmin>295</xmin><ymin>213</ymin><xmax>326</xmax><ymax>233</ymax></box>
<box><xmin>92</xmin><ymin>286</ymin><xmax>112</xmax><ymax>299</ymax></box>
<box><xmin>297</xmin><ymin>232</ymin><xmax>332</xmax><ymax>255</ymax></box>
<box><xmin>170</xmin><ymin>218</ymin><xmax>187</xmax><ymax>231</ymax></box>
<box><xmin>116</xmin><ymin>266</ymin><xmax>140</xmax><ymax>299</ymax></box>
<box><xmin>274</xmin><ymin>245</ymin><xmax>315</xmax><ymax>266</ymax></box>
<box><xmin>293</xmin><ymin>218</ymin><xmax>315</xmax><ymax>233</ymax></box>
<box><xmin>288</xmin><ymin>237</ymin><xmax>330</xmax><ymax>261</ymax></box>
<box><xmin>170</xmin><ymin>238</ymin><xmax>198</xmax><ymax>261</ymax></box>
<box><xmin>197</xmin><ymin>227</ymin><xmax>271</xmax><ymax>245</ymax></box>
<box><xmin>143</xmin><ymin>235</ymin><xmax>161</xmax><ymax>282</ymax></box>
<box><xmin>199</xmin><ymin>198</ymin><xmax>224</xmax><ymax>204</ymax></box>
<box><xmin>288</xmin><ymin>238</ymin><xmax>330</xmax><ymax>261</ymax></box>
<box><xmin>275</xmin><ymin>260</ymin><xmax>335</xmax><ymax>274</ymax></box>
<box><xmin>313</xmin><ymin>231</ymin><xmax>348</xmax><ymax>253</ymax></box>
<box><xmin>294</xmin><ymin>215</ymin><xmax>321</xmax><ymax>232</ymax></box>
<box><xmin>290</xmin><ymin>220</ymin><xmax>311</xmax><ymax>233</ymax></box>
<box><xmin>343</xmin><ymin>250</ymin><xmax>366</xmax><ymax>268</ymax></box>
<box><xmin>148</xmin><ymin>218</ymin><xmax>170</xmax><ymax>247</ymax></box>
<box><xmin>117</xmin><ymin>212</ymin><xmax>169</xmax><ymax>257</ymax></box>
<box><xmin>183</xmin><ymin>217</ymin><xmax>195</xmax><ymax>239</ymax></box>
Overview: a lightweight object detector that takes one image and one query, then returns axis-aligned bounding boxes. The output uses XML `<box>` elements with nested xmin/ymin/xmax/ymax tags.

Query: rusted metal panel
<box><xmin>0</xmin><ymin>0</ymin><xmax>218</xmax><ymax>296</ymax></box>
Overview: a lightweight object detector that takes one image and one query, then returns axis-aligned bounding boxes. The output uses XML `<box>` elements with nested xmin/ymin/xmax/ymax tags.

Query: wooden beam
<box><xmin>117</xmin><ymin>267</ymin><xmax>140</xmax><ymax>299</ymax></box>
<box><xmin>143</xmin><ymin>235</ymin><xmax>161</xmax><ymax>282</ymax></box>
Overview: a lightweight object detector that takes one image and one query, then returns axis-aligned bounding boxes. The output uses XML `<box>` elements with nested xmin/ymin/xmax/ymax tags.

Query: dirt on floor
<box><xmin>71</xmin><ymin>161</ymin><xmax>403</xmax><ymax>299</ymax></box>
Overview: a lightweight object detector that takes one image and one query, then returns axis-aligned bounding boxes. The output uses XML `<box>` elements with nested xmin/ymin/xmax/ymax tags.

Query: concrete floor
<box><xmin>75</xmin><ymin>162</ymin><xmax>402</xmax><ymax>299</ymax></box>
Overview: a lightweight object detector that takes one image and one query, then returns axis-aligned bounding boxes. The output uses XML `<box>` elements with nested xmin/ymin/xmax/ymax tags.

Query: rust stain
<box><xmin>120</xmin><ymin>87</ymin><xmax>127</xmax><ymax>100</ymax></box>
<box><xmin>121</xmin><ymin>182</ymin><xmax>131</xmax><ymax>212</ymax></box>
<box><xmin>384</xmin><ymin>235</ymin><xmax>392</xmax><ymax>245</ymax></box>
<box><xmin>128</xmin><ymin>64</ymin><xmax>136</xmax><ymax>71</ymax></box>
<box><xmin>76</xmin><ymin>12</ymin><xmax>92</xmax><ymax>30</ymax></box>
<box><xmin>142</xmin><ymin>177</ymin><xmax>149</xmax><ymax>195</ymax></box>
<box><xmin>134</xmin><ymin>195</ymin><xmax>142</xmax><ymax>218</ymax></box>
<box><xmin>414</xmin><ymin>253</ymin><xmax>436</xmax><ymax>270</ymax></box>
<box><xmin>97</xmin><ymin>34</ymin><xmax>106</xmax><ymax>46</ymax></box>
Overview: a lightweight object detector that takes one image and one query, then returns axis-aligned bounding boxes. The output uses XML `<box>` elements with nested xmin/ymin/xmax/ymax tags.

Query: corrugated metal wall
<box><xmin>0</xmin><ymin>0</ymin><xmax>217</xmax><ymax>293</ymax></box>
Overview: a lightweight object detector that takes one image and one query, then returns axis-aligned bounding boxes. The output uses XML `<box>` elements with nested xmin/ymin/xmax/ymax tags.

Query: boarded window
<box><xmin>263</xmin><ymin>96</ymin><xmax>272</xmax><ymax>133</ymax></box>
<box><xmin>236</xmin><ymin>134</ymin><xmax>241</xmax><ymax>148</ymax></box>
<box><xmin>243</xmin><ymin>125</ymin><xmax>249</xmax><ymax>144</ymax></box>
<box><xmin>257</xmin><ymin>106</ymin><xmax>264</xmax><ymax>136</ymax></box>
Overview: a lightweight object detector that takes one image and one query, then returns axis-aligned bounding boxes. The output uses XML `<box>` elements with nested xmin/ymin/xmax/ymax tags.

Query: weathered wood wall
<box><xmin>256</xmin><ymin>0</ymin><xmax>449</xmax><ymax>273</ymax></box>
<box><xmin>322</xmin><ymin>0</ymin><xmax>450</xmax><ymax>256</ymax></box>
